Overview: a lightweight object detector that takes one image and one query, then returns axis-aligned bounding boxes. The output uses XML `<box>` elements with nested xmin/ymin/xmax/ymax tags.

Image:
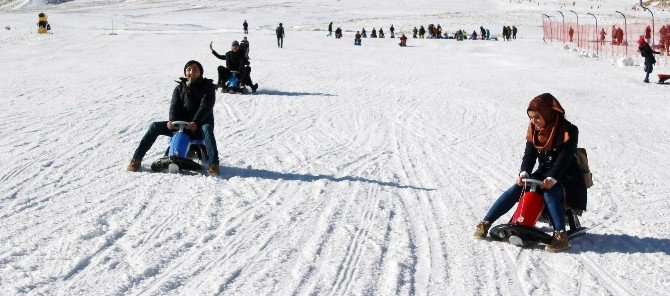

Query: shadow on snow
<box><xmin>255</xmin><ymin>89</ymin><xmax>336</xmax><ymax>97</ymax></box>
<box><xmin>571</xmin><ymin>233</ymin><xmax>670</xmax><ymax>255</ymax></box>
<box><xmin>221</xmin><ymin>165</ymin><xmax>435</xmax><ymax>191</ymax></box>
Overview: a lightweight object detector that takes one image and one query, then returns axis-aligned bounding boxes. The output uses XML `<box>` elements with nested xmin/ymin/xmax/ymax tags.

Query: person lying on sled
<box><xmin>127</xmin><ymin>60</ymin><xmax>220</xmax><ymax>176</ymax></box>
<box><xmin>474</xmin><ymin>93</ymin><xmax>587</xmax><ymax>252</ymax></box>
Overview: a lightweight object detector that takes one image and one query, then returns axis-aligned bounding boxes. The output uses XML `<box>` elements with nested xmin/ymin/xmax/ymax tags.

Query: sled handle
<box><xmin>521</xmin><ymin>178</ymin><xmax>544</xmax><ymax>186</ymax></box>
<box><xmin>171</xmin><ymin>121</ymin><xmax>190</xmax><ymax>132</ymax></box>
<box><xmin>521</xmin><ymin>178</ymin><xmax>544</xmax><ymax>192</ymax></box>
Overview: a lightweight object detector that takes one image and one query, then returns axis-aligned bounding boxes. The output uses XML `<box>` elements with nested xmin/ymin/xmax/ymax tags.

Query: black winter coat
<box><xmin>276</xmin><ymin>26</ymin><xmax>285</xmax><ymax>37</ymax></box>
<box><xmin>639</xmin><ymin>43</ymin><xmax>659</xmax><ymax>65</ymax></box>
<box><xmin>212</xmin><ymin>50</ymin><xmax>250</xmax><ymax>71</ymax></box>
<box><xmin>520</xmin><ymin>119</ymin><xmax>587</xmax><ymax>211</ymax></box>
<box><xmin>169</xmin><ymin>77</ymin><xmax>216</xmax><ymax>126</ymax></box>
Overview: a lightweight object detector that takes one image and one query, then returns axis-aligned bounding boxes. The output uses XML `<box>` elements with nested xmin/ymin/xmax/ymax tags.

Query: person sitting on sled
<box><xmin>127</xmin><ymin>60</ymin><xmax>220</xmax><ymax>175</ymax></box>
<box><xmin>37</xmin><ymin>12</ymin><xmax>50</xmax><ymax>34</ymax></box>
<box><xmin>210</xmin><ymin>40</ymin><xmax>258</xmax><ymax>92</ymax></box>
<box><xmin>399</xmin><ymin>34</ymin><xmax>407</xmax><ymax>46</ymax></box>
<box><xmin>354</xmin><ymin>31</ymin><xmax>362</xmax><ymax>45</ymax></box>
<box><xmin>474</xmin><ymin>93</ymin><xmax>587</xmax><ymax>252</ymax></box>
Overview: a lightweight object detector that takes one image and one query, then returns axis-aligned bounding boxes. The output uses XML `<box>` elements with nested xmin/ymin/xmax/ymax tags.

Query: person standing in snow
<box><xmin>276</xmin><ymin>23</ymin><xmax>285</xmax><ymax>48</ymax></box>
<box><xmin>328</xmin><ymin>22</ymin><xmax>333</xmax><ymax>37</ymax></box>
<box><xmin>638</xmin><ymin>36</ymin><xmax>660</xmax><ymax>83</ymax></box>
<box><xmin>512</xmin><ymin>26</ymin><xmax>518</xmax><ymax>39</ymax></box>
<box><xmin>419</xmin><ymin>25</ymin><xmax>426</xmax><ymax>39</ymax></box>
<box><xmin>568</xmin><ymin>27</ymin><xmax>574</xmax><ymax>43</ymax></box>
<box><xmin>480</xmin><ymin>26</ymin><xmax>486</xmax><ymax>40</ymax></box>
<box><xmin>210</xmin><ymin>40</ymin><xmax>259</xmax><ymax>92</ymax></box>
<box><xmin>390</xmin><ymin>24</ymin><xmax>395</xmax><ymax>38</ymax></box>
<box><xmin>361</xmin><ymin>28</ymin><xmax>367</xmax><ymax>38</ymax></box>
<box><xmin>243</xmin><ymin>20</ymin><xmax>248</xmax><ymax>34</ymax></box>
<box><xmin>379</xmin><ymin>27</ymin><xmax>385</xmax><ymax>38</ymax></box>
<box><xmin>474</xmin><ymin>93</ymin><xmax>587</xmax><ymax>253</ymax></box>
<box><xmin>371</xmin><ymin>28</ymin><xmax>377</xmax><ymax>38</ymax></box>
<box><xmin>413</xmin><ymin>27</ymin><xmax>418</xmax><ymax>38</ymax></box>
<box><xmin>616</xmin><ymin>27</ymin><xmax>624</xmax><ymax>46</ymax></box>
<box><xmin>240</xmin><ymin>36</ymin><xmax>250</xmax><ymax>58</ymax></box>
<box><xmin>599</xmin><ymin>28</ymin><xmax>606</xmax><ymax>45</ymax></box>
<box><xmin>127</xmin><ymin>60</ymin><xmax>220</xmax><ymax>175</ymax></box>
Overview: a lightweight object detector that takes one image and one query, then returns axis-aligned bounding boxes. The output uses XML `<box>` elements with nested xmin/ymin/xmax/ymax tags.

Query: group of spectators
<box><xmin>501</xmin><ymin>26</ymin><xmax>517</xmax><ymax>40</ymax></box>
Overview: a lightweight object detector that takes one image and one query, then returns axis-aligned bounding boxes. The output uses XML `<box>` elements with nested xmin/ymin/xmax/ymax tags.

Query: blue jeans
<box><xmin>483</xmin><ymin>183</ymin><xmax>566</xmax><ymax>231</ymax></box>
<box><xmin>132</xmin><ymin>121</ymin><xmax>219</xmax><ymax>166</ymax></box>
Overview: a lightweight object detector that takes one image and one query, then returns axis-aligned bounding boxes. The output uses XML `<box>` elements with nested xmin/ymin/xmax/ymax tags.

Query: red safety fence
<box><xmin>543</xmin><ymin>19</ymin><xmax>670</xmax><ymax>66</ymax></box>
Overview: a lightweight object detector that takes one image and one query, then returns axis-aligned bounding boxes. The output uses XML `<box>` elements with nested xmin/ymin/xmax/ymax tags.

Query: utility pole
<box><xmin>587</xmin><ymin>13</ymin><xmax>598</xmax><ymax>54</ymax></box>
<box><xmin>543</xmin><ymin>14</ymin><xmax>553</xmax><ymax>42</ymax></box>
<box><xmin>557</xmin><ymin>11</ymin><xmax>565</xmax><ymax>43</ymax></box>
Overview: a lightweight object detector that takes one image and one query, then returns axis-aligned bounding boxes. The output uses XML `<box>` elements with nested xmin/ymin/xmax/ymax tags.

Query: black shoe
<box><xmin>644</xmin><ymin>79</ymin><xmax>650</xmax><ymax>83</ymax></box>
<box><xmin>251</xmin><ymin>83</ymin><xmax>258</xmax><ymax>93</ymax></box>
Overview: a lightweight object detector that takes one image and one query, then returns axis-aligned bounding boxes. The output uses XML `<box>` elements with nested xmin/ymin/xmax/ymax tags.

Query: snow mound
<box><xmin>617</xmin><ymin>56</ymin><xmax>635</xmax><ymax>67</ymax></box>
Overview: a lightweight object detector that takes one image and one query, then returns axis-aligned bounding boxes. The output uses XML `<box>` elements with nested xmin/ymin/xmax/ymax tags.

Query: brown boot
<box><xmin>545</xmin><ymin>230</ymin><xmax>569</xmax><ymax>252</ymax></box>
<box><xmin>207</xmin><ymin>164</ymin><xmax>220</xmax><ymax>176</ymax></box>
<box><xmin>127</xmin><ymin>158</ymin><xmax>141</xmax><ymax>172</ymax></box>
<box><xmin>474</xmin><ymin>221</ymin><xmax>492</xmax><ymax>239</ymax></box>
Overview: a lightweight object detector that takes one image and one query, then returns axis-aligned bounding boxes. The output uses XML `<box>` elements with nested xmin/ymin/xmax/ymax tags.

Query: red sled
<box><xmin>489</xmin><ymin>179</ymin><xmax>587</xmax><ymax>247</ymax></box>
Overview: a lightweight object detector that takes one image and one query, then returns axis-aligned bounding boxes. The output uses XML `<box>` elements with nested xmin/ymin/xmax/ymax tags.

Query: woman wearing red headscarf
<box><xmin>474</xmin><ymin>93</ymin><xmax>587</xmax><ymax>252</ymax></box>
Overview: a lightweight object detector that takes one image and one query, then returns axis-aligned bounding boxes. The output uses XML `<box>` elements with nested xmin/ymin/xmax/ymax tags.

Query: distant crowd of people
<box><xmin>328</xmin><ymin>22</ymin><xmax>518</xmax><ymax>42</ymax></box>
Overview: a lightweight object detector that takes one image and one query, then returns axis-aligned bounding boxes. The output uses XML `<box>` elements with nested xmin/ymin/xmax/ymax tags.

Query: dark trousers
<box><xmin>483</xmin><ymin>183</ymin><xmax>566</xmax><ymax>231</ymax></box>
<box><xmin>244</xmin><ymin>28</ymin><xmax>248</xmax><ymax>34</ymax></box>
<box><xmin>277</xmin><ymin>37</ymin><xmax>283</xmax><ymax>48</ymax></box>
<box><xmin>645</xmin><ymin>63</ymin><xmax>654</xmax><ymax>81</ymax></box>
<box><xmin>132</xmin><ymin>121</ymin><xmax>219</xmax><ymax>166</ymax></box>
<box><xmin>217</xmin><ymin>66</ymin><xmax>254</xmax><ymax>86</ymax></box>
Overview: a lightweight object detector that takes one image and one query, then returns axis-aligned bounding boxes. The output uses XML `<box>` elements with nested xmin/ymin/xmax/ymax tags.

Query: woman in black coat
<box><xmin>474</xmin><ymin>93</ymin><xmax>587</xmax><ymax>252</ymax></box>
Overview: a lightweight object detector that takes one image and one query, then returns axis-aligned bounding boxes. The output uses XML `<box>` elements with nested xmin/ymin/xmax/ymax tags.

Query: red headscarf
<box><xmin>526</xmin><ymin>93</ymin><xmax>569</xmax><ymax>151</ymax></box>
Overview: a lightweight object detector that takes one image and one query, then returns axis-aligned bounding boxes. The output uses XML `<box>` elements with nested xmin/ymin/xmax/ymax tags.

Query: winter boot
<box><xmin>545</xmin><ymin>230</ymin><xmax>569</xmax><ymax>252</ymax></box>
<box><xmin>251</xmin><ymin>83</ymin><xmax>258</xmax><ymax>93</ymax></box>
<box><xmin>474</xmin><ymin>221</ymin><xmax>492</xmax><ymax>239</ymax></box>
<box><xmin>207</xmin><ymin>163</ymin><xmax>220</xmax><ymax>176</ymax></box>
<box><xmin>127</xmin><ymin>158</ymin><xmax>141</xmax><ymax>172</ymax></box>
<box><xmin>644</xmin><ymin>79</ymin><xmax>650</xmax><ymax>83</ymax></box>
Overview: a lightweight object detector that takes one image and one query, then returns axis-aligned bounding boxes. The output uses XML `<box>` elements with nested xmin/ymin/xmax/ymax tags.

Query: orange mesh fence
<box><xmin>543</xmin><ymin>19</ymin><xmax>670</xmax><ymax>66</ymax></box>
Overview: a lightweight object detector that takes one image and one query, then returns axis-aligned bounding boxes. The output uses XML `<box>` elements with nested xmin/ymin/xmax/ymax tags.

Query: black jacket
<box><xmin>520</xmin><ymin>120</ymin><xmax>587</xmax><ymax>211</ymax></box>
<box><xmin>243</xmin><ymin>21</ymin><xmax>248</xmax><ymax>29</ymax></box>
<box><xmin>639</xmin><ymin>43</ymin><xmax>659</xmax><ymax>65</ymax></box>
<box><xmin>212</xmin><ymin>49</ymin><xmax>249</xmax><ymax>71</ymax></box>
<box><xmin>169</xmin><ymin>77</ymin><xmax>216</xmax><ymax>126</ymax></box>
<box><xmin>276</xmin><ymin>26</ymin><xmax>285</xmax><ymax>37</ymax></box>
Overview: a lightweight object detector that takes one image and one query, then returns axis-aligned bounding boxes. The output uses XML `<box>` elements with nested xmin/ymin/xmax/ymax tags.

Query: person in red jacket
<box><xmin>399</xmin><ymin>34</ymin><xmax>407</xmax><ymax>46</ymax></box>
<box><xmin>568</xmin><ymin>27</ymin><xmax>574</xmax><ymax>42</ymax></box>
<box><xmin>599</xmin><ymin>28</ymin><xmax>606</xmax><ymax>45</ymax></box>
<box><xmin>616</xmin><ymin>27</ymin><xmax>624</xmax><ymax>45</ymax></box>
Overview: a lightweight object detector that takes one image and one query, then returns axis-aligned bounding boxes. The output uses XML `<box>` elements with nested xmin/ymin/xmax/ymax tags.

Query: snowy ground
<box><xmin>1</xmin><ymin>0</ymin><xmax>670</xmax><ymax>295</ymax></box>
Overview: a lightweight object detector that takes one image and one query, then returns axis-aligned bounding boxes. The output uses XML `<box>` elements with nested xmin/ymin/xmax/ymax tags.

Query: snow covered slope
<box><xmin>1</xmin><ymin>0</ymin><xmax>669</xmax><ymax>295</ymax></box>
